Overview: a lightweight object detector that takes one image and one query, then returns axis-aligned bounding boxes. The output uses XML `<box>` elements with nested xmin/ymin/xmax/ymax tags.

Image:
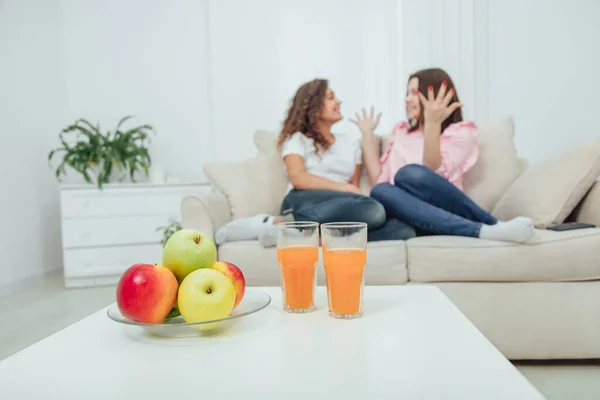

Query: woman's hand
<box><xmin>340</xmin><ymin>183</ymin><xmax>363</xmax><ymax>195</ymax></box>
<box><xmin>418</xmin><ymin>82</ymin><xmax>462</xmax><ymax>125</ymax></box>
<box><xmin>350</xmin><ymin>106</ymin><xmax>382</xmax><ymax>135</ymax></box>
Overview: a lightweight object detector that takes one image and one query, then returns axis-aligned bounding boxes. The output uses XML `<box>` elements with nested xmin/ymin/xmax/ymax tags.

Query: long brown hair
<box><xmin>408</xmin><ymin>68</ymin><xmax>463</xmax><ymax>133</ymax></box>
<box><xmin>277</xmin><ymin>78</ymin><xmax>331</xmax><ymax>154</ymax></box>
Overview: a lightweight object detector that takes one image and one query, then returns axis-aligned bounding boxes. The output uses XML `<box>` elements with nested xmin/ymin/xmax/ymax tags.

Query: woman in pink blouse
<box><xmin>353</xmin><ymin>68</ymin><xmax>534</xmax><ymax>243</ymax></box>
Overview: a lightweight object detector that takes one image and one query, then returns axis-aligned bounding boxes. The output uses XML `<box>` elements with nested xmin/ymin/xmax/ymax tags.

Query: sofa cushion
<box><xmin>436</xmin><ymin>281</ymin><xmax>600</xmax><ymax>359</ymax></box>
<box><xmin>218</xmin><ymin>240</ymin><xmax>408</xmax><ymax>286</ymax></box>
<box><xmin>571</xmin><ymin>181</ymin><xmax>600</xmax><ymax>226</ymax></box>
<box><xmin>461</xmin><ymin>116</ymin><xmax>524</xmax><ymax>211</ymax></box>
<box><xmin>492</xmin><ymin>138</ymin><xmax>600</xmax><ymax>227</ymax></box>
<box><xmin>203</xmin><ymin>154</ymin><xmax>288</xmax><ymax>219</ymax></box>
<box><xmin>406</xmin><ymin>228</ymin><xmax>600</xmax><ymax>283</ymax></box>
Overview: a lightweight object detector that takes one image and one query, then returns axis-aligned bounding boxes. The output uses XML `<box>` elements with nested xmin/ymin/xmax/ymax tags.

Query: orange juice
<box><xmin>323</xmin><ymin>248</ymin><xmax>367</xmax><ymax>316</ymax></box>
<box><xmin>277</xmin><ymin>245</ymin><xmax>319</xmax><ymax>311</ymax></box>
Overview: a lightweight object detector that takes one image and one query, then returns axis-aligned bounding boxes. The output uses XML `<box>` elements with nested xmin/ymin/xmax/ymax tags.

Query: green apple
<box><xmin>162</xmin><ymin>229</ymin><xmax>217</xmax><ymax>282</ymax></box>
<box><xmin>178</xmin><ymin>268</ymin><xmax>236</xmax><ymax>325</ymax></box>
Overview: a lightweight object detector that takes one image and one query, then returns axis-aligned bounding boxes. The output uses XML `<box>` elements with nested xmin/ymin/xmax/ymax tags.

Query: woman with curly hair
<box><xmin>215</xmin><ymin>78</ymin><xmax>416</xmax><ymax>247</ymax></box>
<box><xmin>352</xmin><ymin>67</ymin><xmax>534</xmax><ymax>243</ymax></box>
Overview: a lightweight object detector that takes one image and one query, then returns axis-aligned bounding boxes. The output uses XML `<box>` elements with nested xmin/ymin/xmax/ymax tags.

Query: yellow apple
<box><xmin>178</xmin><ymin>268</ymin><xmax>236</xmax><ymax>326</ymax></box>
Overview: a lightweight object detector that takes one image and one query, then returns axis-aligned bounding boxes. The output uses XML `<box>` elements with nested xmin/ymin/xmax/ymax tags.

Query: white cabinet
<box><xmin>59</xmin><ymin>182</ymin><xmax>213</xmax><ymax>288</ymax></box>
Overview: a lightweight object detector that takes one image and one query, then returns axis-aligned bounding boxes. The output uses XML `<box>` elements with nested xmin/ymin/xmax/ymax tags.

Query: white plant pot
<box><xmin>88</xmin><ymin>163</ymin><xmax>140</xmax><ymax>186</ymax></box>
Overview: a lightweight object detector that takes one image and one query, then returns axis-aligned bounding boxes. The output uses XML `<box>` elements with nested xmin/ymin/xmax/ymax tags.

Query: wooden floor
<box><xmin>1</xmin><ymin>274</ymin><xmax>599</xmax><ymax>400</ymax></box>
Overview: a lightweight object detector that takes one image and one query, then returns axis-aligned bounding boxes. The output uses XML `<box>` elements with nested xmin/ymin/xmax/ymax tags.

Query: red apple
<box><xmin>116</xmin><ymin>263</ymin><xmax>178</xmax><ymax>324</ymax></box>
<box><xmin>212</xmin><ymin>261</ymin><xmax>246</xmax><ymax>309</ymax></box>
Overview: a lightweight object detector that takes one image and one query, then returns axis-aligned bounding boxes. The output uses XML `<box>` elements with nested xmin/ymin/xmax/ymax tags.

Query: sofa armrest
<box><xmin>180</xmin><ymin>194</ymin><xmax>232</xmax><ymax>240</ymax></box>
<box><xmin>572</xmin><ymin>181</ymin><xmax>600</xmax><ymax>226</ymax></box>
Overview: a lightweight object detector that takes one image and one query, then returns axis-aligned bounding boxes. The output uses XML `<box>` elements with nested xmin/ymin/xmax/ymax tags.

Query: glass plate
<box><xmin>107</xmin><ymin>287</ymin><xmax>272</xmax><ymax>338</ymax></box>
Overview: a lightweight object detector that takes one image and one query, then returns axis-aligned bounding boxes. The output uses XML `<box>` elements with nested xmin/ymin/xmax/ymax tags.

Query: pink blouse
<box><xmin>377</xmin><ymin>121</ymin><xmax>479</xmax><ymax>191</ymax></box>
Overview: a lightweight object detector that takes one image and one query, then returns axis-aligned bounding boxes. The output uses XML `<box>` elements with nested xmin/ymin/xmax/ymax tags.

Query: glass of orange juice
<box><xmin>321</xmin><ymin>222</ymin><xmax>367</xmax><ymax>319</ymax></box>
<box><xmin>275</xmin><ymin>221</ymin><xmax>320</xmax><ymax>313</ymax></box>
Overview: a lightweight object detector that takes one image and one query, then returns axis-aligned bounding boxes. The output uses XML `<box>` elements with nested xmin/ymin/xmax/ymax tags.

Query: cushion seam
<box><xmin>406</xmin><ymin>230</ymin><xmax>600</xmax><ymax>249</ymax></box>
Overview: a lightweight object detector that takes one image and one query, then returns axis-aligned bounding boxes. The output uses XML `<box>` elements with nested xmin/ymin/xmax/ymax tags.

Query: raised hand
<box><xmin>417</xmin><ymin>81</ymin><xmax>462</xmax><ymax>125</ymax></box>
<box><xmin>350</xmin><ymin>106</ymin><xmax>382</xmax><ymax>135</ymax></box>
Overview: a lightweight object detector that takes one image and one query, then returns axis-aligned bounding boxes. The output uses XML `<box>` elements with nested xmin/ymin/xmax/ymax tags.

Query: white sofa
<box><xmin>181</xmin><ymin>117</ymin><xmax>600</xmax><ymax>360</ymax></box>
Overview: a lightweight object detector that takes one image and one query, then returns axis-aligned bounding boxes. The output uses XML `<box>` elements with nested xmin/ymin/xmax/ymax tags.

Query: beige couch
<box><xmin>181</xmin><ymin>117</ymin><xmax>600</xmax><ymax>360</ymax></box>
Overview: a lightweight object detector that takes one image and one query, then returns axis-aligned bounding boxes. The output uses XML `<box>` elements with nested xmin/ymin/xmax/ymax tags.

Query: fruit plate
<box><xmin>107</xmin><ymin>287</ymin><xmax>271</xmax><ymax>338</ymax></box>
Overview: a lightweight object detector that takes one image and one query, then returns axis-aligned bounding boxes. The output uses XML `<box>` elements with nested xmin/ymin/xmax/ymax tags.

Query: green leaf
<box><xmin>116</xmin><ymin>115</ymin><xmax>134</xmax><ymax>131</ymax></box>
<box><xmin>127</xmin><ymin>159</ymin><xmax>136</xmax><ymax>181</ymax></box>
<box><xmin>50</xmin><ymin>116</ymin><xmax>155</xmax><ymax>187</ymax></box>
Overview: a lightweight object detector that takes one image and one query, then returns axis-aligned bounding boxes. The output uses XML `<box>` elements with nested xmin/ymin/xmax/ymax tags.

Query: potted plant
<box><xmin>156</xmin><ymin>218</ymin><xmax>182</xmax><ymax>247</ymax></box>
<box><xmin>48</xmin><ymin>116</ymin><xmax>154</xmax><ymax>189</ymax></box>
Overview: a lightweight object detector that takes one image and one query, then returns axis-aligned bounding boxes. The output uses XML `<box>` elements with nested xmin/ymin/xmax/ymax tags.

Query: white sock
<box><xmin>258</xmin><ymin>223</ymin><xmax>278</xmax><ymax>248</ymax></box>
<box><xmin>479</xmin><ymin>216</ymin><xmax>534</xmax><ymax>243</ymax></box>
<box><xmin>260</xmin><ymin>222</ymin><xmax>309</xmax><ymax>248</ymax></box>
<box><xmin>215</xmin><ymin>214</ymin><xmax>274</xmax><ymax>245</ymax></box>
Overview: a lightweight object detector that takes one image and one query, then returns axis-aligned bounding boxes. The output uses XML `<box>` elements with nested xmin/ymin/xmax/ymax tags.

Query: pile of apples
<box><xmin>116</xmin><ymin>229</ymin><xmax>245</xmax><ymax>325</ymax></box>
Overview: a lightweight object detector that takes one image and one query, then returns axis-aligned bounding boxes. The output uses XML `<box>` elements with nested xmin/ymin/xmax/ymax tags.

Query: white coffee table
<box><xmin>0</xmin><ymin>286</ymin><xmax>543</xmax><ymax>399</ymax></box>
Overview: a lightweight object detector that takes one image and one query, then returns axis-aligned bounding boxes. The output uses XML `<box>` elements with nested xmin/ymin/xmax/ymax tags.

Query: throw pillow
<box><xmin>254</xmin><ymin>130</ymin><xmax>278</xmax><ymax>154</ymax></box>
<box><xmin>492</xmin><ymin>138</ymin><xmax>600</xmax><ymax>227</ymax></box>
<box><xmin>203</xmin><ymin>153</ymin><xmax>288</xmax><ymax>219</ymax></box>
<box><xmin>462</xmin><ymin>116</ymin><xmax>523</xmax><ymax>211</ymax></box>
<box><xmin>571</xmin><ymin>181</ymin><xmax>600</xmax><ymax>226</ymax></box>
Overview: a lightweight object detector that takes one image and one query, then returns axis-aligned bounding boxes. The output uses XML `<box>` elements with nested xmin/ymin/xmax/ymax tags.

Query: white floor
<box><xmin>1</xmin><ymin>275</ymin><xmax>599</xmax><ymax>400</ymax></box>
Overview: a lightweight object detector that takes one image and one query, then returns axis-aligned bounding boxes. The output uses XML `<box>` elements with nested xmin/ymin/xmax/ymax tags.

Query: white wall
<box><xmin>488</xmin><ymin>0</ymin><xmax>600</xmax><ymax>164</ymax></box>
<box><xmin>0</xmin><ymin>0</ymin><xmax>215</xmax><ymax>291</ymax></box>
<box><xmin>59</xmin><ymin>0</ymin><xmax>213</xmax><ymax>182</ymax></box>
<box><xmin>208</xmin><ymin>0</ymin><xmax>401</xmax><ymax>162</ymax></box>
<box><xmin>400</xmin><ymin>0</ymin><xmax>481</xmax><ymax>121</ymax></box>
<box><xmin>0</xmin><ymin>0</ymin><xmax>66</xmax><ymax>290</ymax></box>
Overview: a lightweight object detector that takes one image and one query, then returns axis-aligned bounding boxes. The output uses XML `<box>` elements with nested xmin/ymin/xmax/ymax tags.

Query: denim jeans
<box><xmin>370</xmin><ymin>164</ymin><xmax>498</xmax><ymax>237</ymax></box>
<box><xmin>281</xmin><ymin>189</ymin><xmax>416</xmax><ymax>241</ymax></box>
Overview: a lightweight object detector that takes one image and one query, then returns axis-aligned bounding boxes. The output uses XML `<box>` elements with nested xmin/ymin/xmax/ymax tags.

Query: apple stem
<box><xmin>194</xmin><ymin>235</ymin><xmax>201</xmax><ymax>244</ymax></box>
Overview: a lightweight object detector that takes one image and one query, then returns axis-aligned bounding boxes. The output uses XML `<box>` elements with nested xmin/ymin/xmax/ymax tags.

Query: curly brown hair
<box><xmin>277</xmin><ymin>78</ymin><xmax>331</xmax><ymax>154</ymax></box>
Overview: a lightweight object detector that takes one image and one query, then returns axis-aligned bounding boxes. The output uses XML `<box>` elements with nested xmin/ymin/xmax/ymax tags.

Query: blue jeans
<box><xmin>370</xmin><ymin>164</ymin><xmax>498</xmax><ymax>237</ymax></box>
<box><xmin>281</xmin><ymin>189</ymin><xmax>416</xmax><ymax>241</ymax></box>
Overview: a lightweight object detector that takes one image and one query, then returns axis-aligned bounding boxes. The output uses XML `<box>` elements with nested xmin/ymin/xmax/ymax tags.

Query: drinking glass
<box><xmin>321</xmin><ymin>222</ymin><xmax>368</xmax><ymax>319</ymax></box>
<box><xmin>275</xmin><ymin>221</ymin><xmax>320</xmax><ymax>313</ymax></box>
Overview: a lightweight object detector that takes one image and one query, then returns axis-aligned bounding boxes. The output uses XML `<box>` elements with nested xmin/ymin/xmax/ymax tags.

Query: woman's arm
<box><xmin>284</xmin><ymin>154</ymin><xmax>360</xmax><ymax>194</ymax></box>
<box><xmin>418</xmin><ymin>82</ymin><xmax>462</xmax><ymax>171</ymax></box>
<box><xmin>361</xmin><ymin>132</ymin><xmax>382</xmax><ymax>186</ymax></box>
<box><xmin>350</xmin><ymin>107</ymin><xmax>383</xmax><ymax>186</ymax></box>
<box><xmin>422</xmin><ymin>122</ymin><xmax>442</xmax><ymax>170</ymax></box>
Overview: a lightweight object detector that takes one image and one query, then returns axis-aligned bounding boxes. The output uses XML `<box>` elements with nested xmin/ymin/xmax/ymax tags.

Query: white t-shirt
<box><xmin>280</xmin><ymin>132</ymin><xmax>362</xmax><ymax>194</ymax></box>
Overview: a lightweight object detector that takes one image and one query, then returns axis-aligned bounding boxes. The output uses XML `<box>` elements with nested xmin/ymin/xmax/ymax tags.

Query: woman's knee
<box><xmin>386</xmin><ymin>218</ymin><xmax>417</xmax><ymax>241</ymax></box>
<box><xmin>393</xmin><ymin>164</ymin><xmax>430</xmax><ymax>187</ymax></box>
<box><xmin>357</xmin><ymin>197</ymin><xmax>387</xmax><ymax>229</ymax></box>
<box><xmin>370</xmin><ymin>182</ymin><xmax>393</xmax><ymax>202</ymax></box>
